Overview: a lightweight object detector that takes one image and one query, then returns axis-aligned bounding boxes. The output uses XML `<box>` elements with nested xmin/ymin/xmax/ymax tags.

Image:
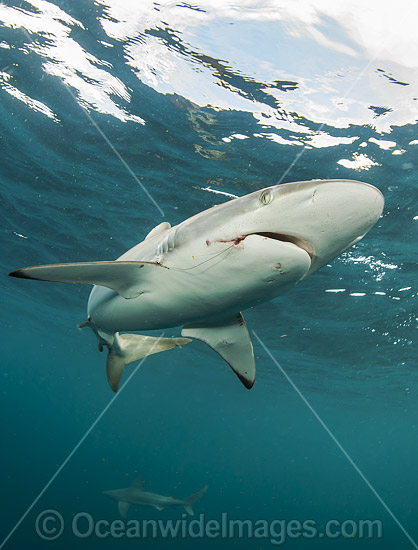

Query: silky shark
<box><xmin>9</xmin><ymin>179</ymin><xmax>384</xmax><ymax>390</ymax></box>
<box><xmin>103</xmin><ymin>476</ymin><xmax>208</xmax><ymax>517</ymax></box>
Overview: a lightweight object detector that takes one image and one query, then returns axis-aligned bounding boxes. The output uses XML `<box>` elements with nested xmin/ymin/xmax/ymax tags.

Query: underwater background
<box><xmin>1</xmin><ymin>1</ymin><xmax>418</xmax><ymax>548</ymax></box>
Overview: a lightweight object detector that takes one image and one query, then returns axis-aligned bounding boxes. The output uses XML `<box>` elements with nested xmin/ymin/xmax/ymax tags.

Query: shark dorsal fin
<box><xmin>145</xmin><ymin>222</ymin><xmax>171</xmax><ymax>240</ymax></box>
<box><xmin>131</xmin><ymin>475</ymin><xmax>144</xmax><ymax>490</ymax></box>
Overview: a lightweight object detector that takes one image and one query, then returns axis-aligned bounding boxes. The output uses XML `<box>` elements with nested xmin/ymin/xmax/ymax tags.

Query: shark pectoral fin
<box><xmin>118</xmin><ymin>501</ymin><xmax>131</xmax><ymax>518</ymax></box>
<box><xmin>107</xmin><ymin>333</ymin><xmax>192</xmax><ymax>392</ymax></box>
<box><xmin>182</xmin><ymin>314</ymin><xmax>255</xmax><ymax>389</ymax></box>
<box><xmin>9</xmin><ymin>261</ymin><xmax>166</xmax><ymax>299</ymax></box>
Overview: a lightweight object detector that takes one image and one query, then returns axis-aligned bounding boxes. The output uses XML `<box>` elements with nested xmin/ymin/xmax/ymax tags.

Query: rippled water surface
<box><xmin>1</xmin><ymin>1</ymin><xmax>418</xmax><ymax>548</ymax></box>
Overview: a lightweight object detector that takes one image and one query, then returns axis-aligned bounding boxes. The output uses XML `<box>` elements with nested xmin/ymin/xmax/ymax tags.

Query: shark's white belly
<box><xmin>88</xmin><ymin>234</ymin><xmax>311</xmax><ymax>333</ymax></box>
<box><xmin>9</xmin><ymin>179</ymin><xmax>384</xmax><ymax>392</ymax></box>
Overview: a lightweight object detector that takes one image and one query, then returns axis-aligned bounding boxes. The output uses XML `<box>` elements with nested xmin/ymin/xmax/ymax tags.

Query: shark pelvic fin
<box><xmin>183</xmin><ymin>485</ymin><xmax>208</xmax><ymax>516</ymax></box>
<box><xmin>152</xmin><ymin>504</ymin><xmax>165</xmax><ymax>511</ymax></box>
<box><xmin>9</xmin><ymin>261</ymin><xmax>166</xmax><ymax>299</ymax></box>
<box><xmin>118</xmin><ymin>501</ymin><xmax>131</xmax><ymax>518</ymax></box>
<box><xmin>182</xmin><ymin>313</ymin><xmax>255</xmax><ymax>389</ymax></box>
<box><xmin>107</xmin><ymin>333</ymin><xmax>191</xmax><ymax>392</ymax></box>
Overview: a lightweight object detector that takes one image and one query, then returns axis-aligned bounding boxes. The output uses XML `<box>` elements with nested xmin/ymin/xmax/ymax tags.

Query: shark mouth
<box><xmin>213</xmin><ymin>232</ymin><xmax>315</xmax><ymax>261</ymax></box>
<box><xmin>251</xmin><ymin>232</ymin><xmax>315</xmax><ymax>260</ymax></box>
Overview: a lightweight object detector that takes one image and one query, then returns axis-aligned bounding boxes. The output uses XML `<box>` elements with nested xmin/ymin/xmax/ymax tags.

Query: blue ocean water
<box><xmin>1</xmin><ymin>1</ymin><xmax>418</xmax><ymax>548</ymax></box>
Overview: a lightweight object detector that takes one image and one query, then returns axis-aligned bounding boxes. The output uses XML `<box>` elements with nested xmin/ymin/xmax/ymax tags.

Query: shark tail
<box><xmin>182</xmin><ymin>485</ymin><xmax>208</xmax><ymax>516</ymax></box>
<box><xmin>107</xmin><ymin>333</ymin><xmax>191</xmax><ymax>392</ymax></box>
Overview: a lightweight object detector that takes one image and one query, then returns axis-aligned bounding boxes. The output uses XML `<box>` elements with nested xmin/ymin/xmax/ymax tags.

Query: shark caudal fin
<box><xmin>107</xmin><ymin>333</ymin><xmax>191</xmax><ymax>392</ymax></box>
<box><xmin>182</xmin><ymin>486</ymin><xmax>208</xmax><ymax>516</ymax></box>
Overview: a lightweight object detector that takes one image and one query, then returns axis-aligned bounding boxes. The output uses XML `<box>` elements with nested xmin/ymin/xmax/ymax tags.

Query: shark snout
<box><xmin>307</xmin><ymin>180</ymin><xmax>384</xmax><ymax>272</ymax></box>
<box><xmin>269</xmin><ymin>179</ymin><xmax>384</xmax><ymax>274</ymax></box>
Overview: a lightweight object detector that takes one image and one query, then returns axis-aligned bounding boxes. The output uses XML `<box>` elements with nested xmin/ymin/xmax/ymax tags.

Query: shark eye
<box><xmin>259</xmin><ymin>189</ymin><xmax>273</xmax><ymax>205</ymax></box>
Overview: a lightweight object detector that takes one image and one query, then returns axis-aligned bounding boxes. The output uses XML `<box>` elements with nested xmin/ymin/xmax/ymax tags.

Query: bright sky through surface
<box><xmin>1</xmin><ymin>0</ymin><xmax>418</xmax><ymax>140</ymax></box>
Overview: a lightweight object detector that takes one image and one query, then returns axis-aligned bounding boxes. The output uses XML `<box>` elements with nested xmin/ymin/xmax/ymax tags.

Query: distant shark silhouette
<box><xmin>9</xmin><ymin>179</ymin><xmax>384</xmax><ymax>391</ymax></box>
<box><xmin>103</xmin><ymin>475</ymin><xmax>208</xmax><ymax>517</ymax></box>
